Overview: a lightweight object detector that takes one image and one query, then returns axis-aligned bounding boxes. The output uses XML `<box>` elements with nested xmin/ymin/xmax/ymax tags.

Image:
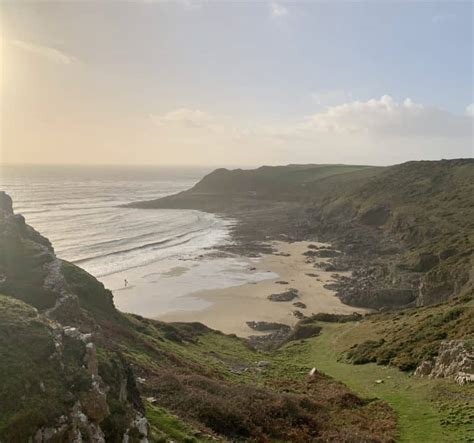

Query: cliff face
<box><xmin>311</xmin><ymin>159</ymin><xmax>474</xmax><ymax>307</ymax></box>
<box><xmin>0</xmin><ymin>192</ymin><xmax>398</xmax><ymax>442</ymax></box>
<box><xmin>0</xmin><ymin>191</ymin><xmax>147</xmax><ymax>442</ymax></box>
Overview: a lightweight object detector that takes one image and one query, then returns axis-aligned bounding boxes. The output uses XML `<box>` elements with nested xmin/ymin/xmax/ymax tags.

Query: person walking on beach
<box><xmin>124</xmin><ymin>278</ymin><xmax>128</xmax><ymax>287</ymax></box>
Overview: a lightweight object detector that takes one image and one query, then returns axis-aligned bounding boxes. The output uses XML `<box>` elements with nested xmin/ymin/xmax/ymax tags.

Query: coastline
<box><xmin>157</xmin><ymin>240</ymin><xmax>369</xmax><ymax>337</ymax></box>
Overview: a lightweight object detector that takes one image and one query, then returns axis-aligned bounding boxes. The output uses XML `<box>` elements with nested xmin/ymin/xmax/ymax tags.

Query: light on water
<box><xmin>0</xmin><ymin>164</ymin><xmax>276</xmax><ymax>316</ymax></box>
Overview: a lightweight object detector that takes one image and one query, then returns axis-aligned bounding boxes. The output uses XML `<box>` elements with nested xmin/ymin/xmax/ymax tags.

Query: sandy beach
<box><xmin>158</xmin><ymin>241</ymin><xmax>368</xmax><ymax>337</ymax></box>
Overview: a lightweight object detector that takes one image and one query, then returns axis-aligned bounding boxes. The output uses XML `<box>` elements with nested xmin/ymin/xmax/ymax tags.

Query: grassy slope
<box><xmin>270</xmin><ymin>323</ymin><xmax>474</xmax><ymax>442</ymax></box>
<box><xmin>344</xmin><ymin>297</ymin><xmax>474</xmax><ymax>371</ymax></box>
<box><xmin>128</xmin><ymin>164</ymin><xmax>382</xmax><ymax>210</ymax></box>
<box><xmin>113</xmin><ymin>314</ymin><xmax>397</xmax><ymax>442</ymax></box>
<box><xmin>146</xmin><ymin>319</ymin><xmax>473</xmax><ymax>442</ymax></box>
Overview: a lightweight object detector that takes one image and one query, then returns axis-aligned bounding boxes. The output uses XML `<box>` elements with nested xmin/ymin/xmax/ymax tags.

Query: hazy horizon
<box><xmin>1</xmin><ymin>1</ymin><xmax>473</xmax><ymax>166</ymax></box>
<box><xmin>1</xmin><ymin>158</ymin><xmax>472</xmax><ymax>170</ymax></box>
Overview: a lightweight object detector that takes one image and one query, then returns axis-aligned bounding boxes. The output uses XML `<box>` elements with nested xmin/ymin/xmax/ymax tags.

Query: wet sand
<box><xmin>158</xmin><ymin>241</ymin><xmax>368</xmax><ymax>337</ymax></box>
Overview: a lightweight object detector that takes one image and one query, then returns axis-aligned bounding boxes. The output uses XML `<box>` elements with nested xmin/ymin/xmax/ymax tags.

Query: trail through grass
<box><xmin>270</xmin><ymin>323</ymin><xmax>473</xmax><ymax>443</ymax></box>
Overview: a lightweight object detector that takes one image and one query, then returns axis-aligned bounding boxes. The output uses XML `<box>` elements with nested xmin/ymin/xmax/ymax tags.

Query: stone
<box><xmin>414</xmin><ymin>360</ymin><xmax>434</xmax><ymax>377</ymax></box>
<box><xmin>79</xmin><ymin>384</ymin><xmax>110</xmax><ymax>422</ymax></box>
<box><xmin>84</xmin><ymin>342</ymin><xmax>99</xmax><ymax>377</ymax></box>
<box><xmin>257</xmin><ymin>360</ymin><xmax>271</xmax><ymax>368</ymax></box>
<box><xmin>268</xmin><ymin>288</ymin><xmax>299</xmax><ymax>302</ymax></box>
<box><xmin>415</xmin><ymin>340</ymin><xmax>474</xmax><ymax>385</ymax></box>
<box><xmin>246</xmin><ymin>321</ymin><xmax>291</xmax><ymax>332</ymax></box>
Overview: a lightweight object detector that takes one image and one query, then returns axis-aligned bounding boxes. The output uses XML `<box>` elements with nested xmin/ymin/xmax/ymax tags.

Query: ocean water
<box><xmin>0</xmin><ymin>164</ymin><xmax>227</xmax><ymax>276</ymax></box>
<box><xmin>0</xmin><ymin>164</ymin><xmax>275</xmax><ymax>317</ymax></box>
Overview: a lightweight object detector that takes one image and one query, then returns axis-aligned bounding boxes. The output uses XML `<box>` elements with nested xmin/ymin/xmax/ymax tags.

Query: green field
<box><xmin>270</xmin><ymin>323</ymin><xmax>473</xmax><ymax>442</ymax></box>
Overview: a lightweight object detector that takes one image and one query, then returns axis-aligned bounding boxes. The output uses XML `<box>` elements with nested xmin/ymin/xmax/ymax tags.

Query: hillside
<box><xmin>0</xmin><ymin>191</ymin><xmax>398</xmax><ymax>441</ymax></box>
<box><xmin>129</xmin><ymin>159</ymin><xmax>474</xmax><ymax>308</ymax></box>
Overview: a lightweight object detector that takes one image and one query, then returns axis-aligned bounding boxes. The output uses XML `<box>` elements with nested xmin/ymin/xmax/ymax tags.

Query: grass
<box><xmin>106</xmin><ymin>316</ymin><xmax>397</xmax><ymax>441</ymax></box>
<box><xmin>0</xmin><ymin>294</ymin><xmax>90</xmax><ymax>441</ymax></box>
<box><xmin>269</xmin><ymin>322</ymin><xmax>474</xmax><ymax>442</ymax></box>
<box><xmin>146</xmin><ymin>402</ymin><xmax>216</xmax><ymax>442</ymax></box>
<box><xmin>344</xmin><ymin>298</ymin><xmax>474</xmax><ymax>371</ymax></box>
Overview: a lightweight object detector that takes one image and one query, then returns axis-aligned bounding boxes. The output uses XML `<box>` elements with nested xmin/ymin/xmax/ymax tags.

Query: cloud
<box><xmin>270</xmin><ymin>2</ymin><xmax>288</xmax><ymax>18</ymax></box>
<box><xmin>466</xmin><ymin>104</ymin><xmax>474</xmax><ymax>117</ymax></box>
<box><xmin>149</xmin><ymin>97</ymin><xmax>472</xmax><ymax>165</ymax></box>
<box><xmin>10</xmin><ymin>39</ymin><xmax>78</xmax><ymax>65</ymax></box>
<box><xmin>298</xmin><ymin>95</ymin><xmax>471</xmax><ymax>138</ymax></box>
<box><xmin>152</xmin><ymin>98</ymin><xmax>472</xmax><ymax>141</ymax></box>
<box><xmin>151</xmin><ymin>108</ymin><xmax>215</xmax><ymax>129</ymax></box>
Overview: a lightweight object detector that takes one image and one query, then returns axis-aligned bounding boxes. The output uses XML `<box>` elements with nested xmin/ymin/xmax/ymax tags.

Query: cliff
<box><xmin>0</xmin><ymin>192</ymin><xmax>398</xmax><ymax>442</ymax></box>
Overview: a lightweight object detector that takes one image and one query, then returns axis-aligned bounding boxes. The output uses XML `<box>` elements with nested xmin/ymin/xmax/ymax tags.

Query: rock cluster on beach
<box><xmin>267</xmin><ymin>288</ymin><xmax>299</xmax><ymax>302</ymax></box>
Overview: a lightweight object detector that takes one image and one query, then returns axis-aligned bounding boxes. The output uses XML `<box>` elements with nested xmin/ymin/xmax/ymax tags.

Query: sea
<box><xmin>0</xmin><ymin>164</ymin><xmax>274</xmax><ymax>317</ymax></box>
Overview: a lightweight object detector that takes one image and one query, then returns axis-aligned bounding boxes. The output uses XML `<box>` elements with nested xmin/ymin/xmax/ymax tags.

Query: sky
<box><xmin>0</xmin><ymin>0</ymin><xmax>473</xmax><ymax>167</ymax></box>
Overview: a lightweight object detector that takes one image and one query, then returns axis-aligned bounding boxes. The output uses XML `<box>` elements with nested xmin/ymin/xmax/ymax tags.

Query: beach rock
<box><xmin>290</xmin><ymin>323</ymin><xmax>322</xmax><ymax>340</ymax></box>
<box><xmin>305</xmin><ymin>273</ymin><xmax>319</xmax><ymax>278</ymax></box>
<box><xmin>268</xmin><ymin>288</ymin><xmax>299</xmax><ymax>302</ymax></box>
<box><xmin>246</xmin><ymin>321</ymin><xmax>291</xmax><ymax>332</ymax></box>
<box><xmin>248</xmin><ymin>327</ymin><xmax>292</xmax><ymax>350</ymax></box>
<box><xmin>275</xmin><ymin>280</ymin><xmax>289</xmax><ymax>285</ymax></box>
<box><xmin>293</xmin><ymin>310</ymin><xmax>304</xmax><ymax>319</ymax></box>
<box><xmin>304</xmin><ymin>249</ymin><xmax>341</xmax><ymax>258</ymax></box>
<box><xmin>293</xmin><ymin>302</ymin><xmax>307</xmax><ymax>309</ymax></box>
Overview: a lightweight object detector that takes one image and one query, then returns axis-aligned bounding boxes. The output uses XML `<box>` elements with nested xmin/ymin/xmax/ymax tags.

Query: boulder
<box><xmin>414</xmin><ymin>340</ymin><xmax>474</xmax><ymax>385</ymax></box>
<box><xmin>268</xmin><ymin>288</ymin><xmax>299</xmax><ymax>302</ymax></box>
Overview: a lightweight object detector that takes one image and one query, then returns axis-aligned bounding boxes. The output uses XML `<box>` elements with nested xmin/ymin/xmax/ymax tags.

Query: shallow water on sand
<box><xmin>0</xmin><ymin>164</ymin><xmax>277</xmax><ymax>315</ymax></box>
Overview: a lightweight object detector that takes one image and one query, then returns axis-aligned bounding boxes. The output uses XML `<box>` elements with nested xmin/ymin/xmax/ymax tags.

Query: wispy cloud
<box><xmin>152</xmin><ymin>97</ymin><xmax>472</xmax><ymax>142</ymax></box>
<box><xmin>149</xmin><ymin>97</ymin><xmax>471</xmax><ymax>164</ymax></box>
<box><xmin>151</xmin><ymin>108</ymin><xmax>215</xmax><ymax>129</ymax></box>
<box><xmin>270</xmin><ymin>2</ymin><xmax>288</xmax><ymax>18</ymax></box>
<box><xmin>10</xmin><ymin>39</ymin><xmax>78</xmax><ymax>65</ymax></box>
<box><xmin>466</xmin><ymin>104</ymin><xmax>474</xmax><ymax>117</ymax></box>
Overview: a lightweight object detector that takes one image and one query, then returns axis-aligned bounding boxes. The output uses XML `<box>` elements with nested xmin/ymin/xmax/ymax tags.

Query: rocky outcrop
<box><xmin>0</xmin><ymin>192</ymin><xmax>149</xmax><ymax>442</ymax></box>
<box><xmin>358</xmin><ymin>205</ymin><xmax>391</xmax><ymax>227</ymax></box>
<box><xmin>268</xmin><ymin>288</ymin><xmax>299</xmax><ymax>302</ymax></box>
<box><xmin>414</xmin><ymin>340</ymin><xmax>474</xmax><ymax>385</ymax></box>
<box><xmin>246</xmin><ymin>321</ymin><xmax>291</xmax><ymax>332</ymax></box>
